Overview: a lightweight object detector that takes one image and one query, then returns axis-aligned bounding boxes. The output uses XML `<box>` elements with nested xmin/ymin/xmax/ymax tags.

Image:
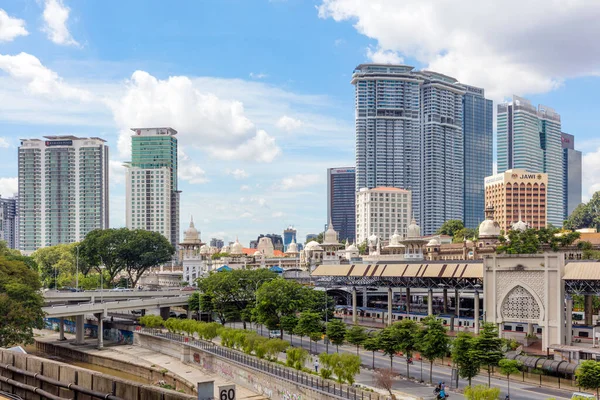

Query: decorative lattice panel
<box><xmin>501</xmin><ymin>285</ymin><xmax>540</xmax><ymax>320</ymax></box>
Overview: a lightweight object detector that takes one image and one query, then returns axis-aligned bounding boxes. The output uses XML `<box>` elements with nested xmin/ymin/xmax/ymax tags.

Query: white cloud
<box><xmin>110</xmin><ymin>71</ymin><xmax>280</xmax><ymax>162</ymax></box>
<box><xmin>249</xmin><ymin>72</ymin><xmax>268</xmax><ymax>79</ymax></box>
<box><xmin>280</xmin><ymin>174</ymin><xmax>321</xmax><ymax>190</ymax></box>
<box><xmin>272</xmin><ymin>211</ymin><xmax>284</xmax><ymax>218</ymax></box>
<box><xmin>227</xmin><ymin>168</ymin><xmax>249</xmax><ymax>180</ymax></box>
<box><xmin>0</xmin><ymin>9</ymin><xmax>28</xmax><ymax>42</ymax></box>
<box><xmin>179</xmin><ymin>149</ymin><xmax>209</xmax><ymax>184</ymax></box>
<box><xmin>240</xmin><ymin>212</ymin><xmax>253</xmax><ymax>219</ymax></box>
<box><xmin>317</xmin><ymin>0</ymin><xmax>600</xmax><ymax>100</ymax></box>
<box><xmin>0</xmin><ymin>52</ymin><xmax>92</xmax><ymax>100</ymax></box>
<box><xmin>240</xmin><ymin>185</ymin><xmax>250</xmax><ymax>191</ymax></box>
<box><xmin>42</xmin><ymin>0</ymin><xmax>79</xmax><ymax>47</ymax></box>
<box><xmin>276</xmin><ymin>115</ymin><xmax>303</xmax><ymax>132</ymax></box>
<box><xmin>0</xmin><ymin>177</ymin><xmax>17</xmax><ymax>196</ymax></box>
<box><xmin>109</xmin><ymin>160</ymin><xmax>125</xmax><ymax>185</ymax></box>
<box><xmin>583</xmin><ymin>147</ymin><xmax>600</xmax><ymax>201</ymax></box>
<box><xmin>0</xmin><ymin>137</ymin><xmax>9</xmax><ymax>148</ymax></box>
<box><xmin>366</xmin><ymin>46</ymin><xmax>403</xmax><ymax>64</ymax></box>
<box><xmin>334</xmin><ymin>38</ymin><xmax>345</xmax><ymax>47</ymax></box>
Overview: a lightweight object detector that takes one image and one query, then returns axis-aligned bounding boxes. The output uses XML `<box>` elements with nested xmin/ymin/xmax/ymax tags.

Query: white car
<box><xmin>269</xmin><ymin>330</ymin><xmax>281</xmax><ymax>339</ymax></box>
<box><xmin>571</xmin><ymin>393</ymin><xmax>595</xmax><ymax>399</ymax></box>
<box><xmin>112</xmin><ymin>287</ymin><xmax>133</xmax><ymax>292</ymax></box>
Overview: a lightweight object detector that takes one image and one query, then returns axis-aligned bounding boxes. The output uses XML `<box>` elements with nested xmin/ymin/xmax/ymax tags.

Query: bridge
<box><xmin>41</xmin><ymin>289</ymin><xmax>193</xmax><ymax>349</ymax></box>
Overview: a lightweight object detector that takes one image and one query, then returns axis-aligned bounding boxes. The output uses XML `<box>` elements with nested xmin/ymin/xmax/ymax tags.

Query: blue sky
<box><xmin>0</xmin><ymin>0</ymin><xmax>599</xmax><ymax>246</ymax></box>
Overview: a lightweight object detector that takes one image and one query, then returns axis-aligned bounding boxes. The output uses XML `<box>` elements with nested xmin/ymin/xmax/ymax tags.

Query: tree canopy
<box><xmin>394</xmin><ymin>319</ymin><xmax>420</xmax><ymax>378</ymax></box>
<box><xmin>0</xmin><ymin>255</ymin><xmax>44</xmax><ymax>347</ymax></box>
<box><xmin>576</xmin><ymin>360</ymin><xmax>600</xmax><ymax>399</ymax></box>
<box><xmin>471</xmin><ymin>322</ymin><xmax>503</xmax><ymax>386</ymax></box>
<box><xmin>326</xmin><ymin>319</ymin><xmax>348</xmax><ymax>352</ymax></box>
<box><xmin>496</xmin><ymin>226</ymin><xmax>580</xmax><ymax>254</ymax></box>
<box><xmin>564</xmin><ymin>191</ymin><xmax>600</xmax><ymax>232</ymax></box>
<box><xmin>254</xmin><ymin>279</ymin><xmax>311</xmax><ymax>336</ymax></box>
<box><xmin>436</xmin><ymin>220</ymin><xmax>465</xmax><ymax>237</ymax></box>
<box><xmin>452</xmin><ymin>332</ymin><xmax>479</xmax><ymax>386</ymax></box>
<box><xmin>417</xmin><ymin>316</ymin><xmax>449</xmax><ymax>384</ymax></box>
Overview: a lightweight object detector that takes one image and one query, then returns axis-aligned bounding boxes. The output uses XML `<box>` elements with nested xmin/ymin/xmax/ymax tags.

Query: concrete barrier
<box><xmin>0</xmin><ymin>348</ymin><xmax>196</xmax><ymax>400</ymax></box>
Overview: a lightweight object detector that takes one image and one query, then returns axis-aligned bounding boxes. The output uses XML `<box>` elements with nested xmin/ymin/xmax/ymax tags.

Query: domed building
<box><xmin>511</xmin><ymin>211</ymin><xmax>529</xmax><ymax>232</ymax></box>
<box><xmin>180</xmin><ymin>216</ymin><xmax>207</xmax><ymax>286</ymax></box>
<box><xmin>230</xmin><ymin>237</ymin><xmax>244</xmax><ymax>255</ymax></box>
<box><xmin>401</xmin><ymin>218</ymin><xmax>427</xmax><ymax>260</ymax></box>
<box><xmin>179</xmin><ymin>216</ymin><xmax>204</xmax><ymax>260</ymax></box>
<box><xmin>478</xmin><ymin>205</ymin><xmax>501</xmax><ymax>245</ymax></box>
<box><xmin>384</xmin><ymin>228</ymin><xmax>405</xmax><ymax>255</ymax></box>
<box><xmin>321</xmin><ymin>219</ymin><xmax>345</xmax><ymax>264</ymax></box>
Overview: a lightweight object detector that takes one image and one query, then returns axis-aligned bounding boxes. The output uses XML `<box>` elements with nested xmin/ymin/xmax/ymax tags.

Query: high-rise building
<box><xmin>305</xmin><ymin>233</ymin><xmax>318</xmax><ymax>243</ymax></box>
<box><xmin>0</xmin><ymin>196</ymin><xmax>18</xmax><ymax>249</ymax></box>
<box><xmin>355</xmin><ymin>187</ymin><xmax>412</xmax><ymax>245</ymax></box>
<box><xmin>462</xmin><ymin>85</ymin><xmax>493</xmax><ymax>229</ymax></box>
<box><xmin>484</xmin><ymin>169</ymin><xmax>548</xmax><ymax>233</ymax></box>
<box><xmin>561</xmin><ymin>133</ymin><xmax>582</xmax><ymax>218</ymax></box>
<box><xmin>497</xmin><ymin>96</ymin><xmax>564</xmax><ymax>227</ymax></box>
<box><xmin>125</xmin><ymin>128</ymin><xmax>180</xmax><ymax>251</ymax></box>
<box><xmin>352</xmin><ymin>64</ymin><xmax>478</xmax><ymax>235</ymax></box>
<box><xmin>327</xmin><ymin>167</ymin><xmax>356</xmax><ymax>242</ymax></box>
<box><xmin>18</xmin><ymin>136</ymin><xmax>109</xmax><ymax>252</ymax></box>
<box><xmin>283</xmin><ymin>226</ymin><xmax>297</xmax><ymax>251</ymax></box>
<box><xmin>210</xmin><ymin>238</ymin><xmax>224</xmax><ymax>249</ymax></box>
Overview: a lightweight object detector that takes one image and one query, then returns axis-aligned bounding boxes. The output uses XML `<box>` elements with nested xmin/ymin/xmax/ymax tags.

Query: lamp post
<box><xmin>76</xmin><ymin>245</ymin><xmax>80</xmax><ymax>291</ymax></box>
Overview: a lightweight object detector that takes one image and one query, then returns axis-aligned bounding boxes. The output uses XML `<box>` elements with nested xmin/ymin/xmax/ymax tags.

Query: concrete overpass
<box><xmin>42</xmin><ymin>289</ymin><xmax>191</xmax><ymax>304</ymax></box>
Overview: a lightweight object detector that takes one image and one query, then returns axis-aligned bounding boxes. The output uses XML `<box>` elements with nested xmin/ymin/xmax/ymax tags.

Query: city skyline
<box><xmin>0</xmin><ymin>1</ymin><xmax>598</xmax><ymax>245</ymax></box>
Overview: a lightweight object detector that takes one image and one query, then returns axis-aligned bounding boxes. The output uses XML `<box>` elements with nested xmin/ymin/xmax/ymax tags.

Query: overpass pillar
<box><xmin>160</xmin><ymin>307</ymin><xmax>171</xmax><ymax>320</ymax></box>
<box><xmin>351</xmin><ymin>287</ymin><xmax>357</xmax><ymax>324</ymax></box>
<box><xmin>405</xmin><ymin>287</ymin><xmax>411</xmax><ymax>314</ymax></box>
<box><xmin>59</xmin><ymin>318</ymin><xmax>66</xmax><ymax>341</ymax></box>
<box><xmin>585</xmin><ymin>295</ymin><xmax>594</xmax><ymax>326</ymax></box>
<box><xmin>427</xmin><ymin>288</ymin><xmax>433</xmax><ymax>316</ymax></box>
<box><xmin>566</xmin><ymin>296</ymin><xmax>573</xmax><ymax>345</ymax></box>
<box><xmin>183</xmin><ymin>305</ymin><xmax>191</xmax><ymax>319</ymax></box>
<box><xmin>443</xmin><ymin>288</ymin><xmax>448</xmax><ymax>314</ymax></box>
<box><xmin>74</xmin><ymin>315</ymin><xmax>85</xmax><ymax>345</ymax></box>
<box><xmin>455</xmin><ymin>289</ymin><xmax>460</xmax><ymax>318</ymax></box>
<box><xmin>363</xmin><ymin>287</ymin><xmax>368</xmax><ymax>308</ymax></box>
<box><xmin>474</xmin><ymin>290</ymin><xmax>480</xmax><ymax>335</ymax></box>
<box><xmin>387</xmin><ymin>287</ymin><xmax>393</xmax><ymax>326</ymax></box>
<box><xmin>95</xmin><ymin>313</ymin><xmax>104</xmax><ymax>349</ymax></box>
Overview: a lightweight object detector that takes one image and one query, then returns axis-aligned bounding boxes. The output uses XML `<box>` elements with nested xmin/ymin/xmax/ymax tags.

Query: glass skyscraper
<box><xmin>125</xmin><ymin>127</ymin><xmax>180</xmax><ymax>251</ymax></box>
<box><xmin>0</xmin><ymin>196</ymin><xmax>18</xmax><ymax>249</ymax></box>
<box><xmin>283</xmin><ymin>226</ymin><xmax>297</xmax><ymax>251</ymax></box>
<box><xmin>562</xmin><ymin>133</ymin><xmax>582</xmax><ymax>218</ymax></box>
<box><xmin>327</xmin><ymin>167</ymin><xmax>355</xmax><ymax>242</ymax></box>
<box><xmin>462</xmin><ymin>85</ymin><xmax>493</xmax><ymax>229</ymax></box>
<box><xmin>18</xmin><ymin>136</ymin><xmax>109</xmax><ymax>253</ymax></box>
<box><xmin>497</xmin><ymin>96</ymin><xmax>564</xmax><ymax>227</ymax></box>
<box><xmin>352</xmin><ymin>64</ymin><xmax>475</xmax><ymax>235</ymax></box>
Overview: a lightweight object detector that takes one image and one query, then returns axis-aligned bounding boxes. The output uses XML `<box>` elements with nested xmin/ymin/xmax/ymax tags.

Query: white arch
<box><xmin>496</xmin><ymin>281</ymin><xmax>545</xmax><ymax>323</ymax></box>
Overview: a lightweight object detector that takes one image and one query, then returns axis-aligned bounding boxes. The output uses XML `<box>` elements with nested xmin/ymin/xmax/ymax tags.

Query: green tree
<box><xmin>471</xmin><ymin>322</ymin><xmax>503</xmax><ymax>386</ymax></box>
<box><xmin>564</xmin><ymin>191</ymin><xmax>600</xmax><ymax>232</ymax></box>
<box><xmin>0</xmin><ymin>255</ymin><xmax>45</xmax><ymax>347</ymax></box>
<box><xmin>452</xmin><ymin>332</ymin><xmax>479</xmax><ymax>386</ymax></box>
<box><xmin>363</xmin><ymin>335</ymin><xmax>380</xmax><ymax>370</ymax></box>
<box><xmin>119</xmin><ymin>229</ymin><xmax>175</xmax><ymax>287</ymax></box>
<box><xmin>326</xmin><ymin>319</ymin><xmax>347</xmax><ymax>352</ymax></box>
<box><xmin>496</xmin><ymin>226</ymin><xmax>580</xmax><ymax>254</ymax></box>
<box><xmin>281</xmin><ymin>315</ymin><xmax>299</xmax><ymax>342</ymax></box>
<box><xmin>394</xmin><ymin>319</ymin><xmax>420</xmax><ymax>379</ymax></box>
<box><xmin>254</xmin><ymin>279</ymin><xmax>306</xmax><ymax>338</ymax></box>
<box><xmin>305</xmin><ymin>232</ymin><xmax>324</xmax><ymax>244</ymax></box>
<box><xmin>296</xmin><ymin>312</ymin><xmax>323</xmax><ymax>353</ymax></box>
<box><xmin>576</xmin><ymin>360</ymin><xmax>600</xmax><ymax>399</ymax></box>
<box><xmin>345</xmin><ymin>325</ymin><xmax>367</xmax><ymax>355</ymax></box>
<box><xmin>377</xmin><ymin>325</ymin><xmax>401</xmax><ymax>371</ymax></box>
<box><xmin>286</xmin><ymin>347</ymin><xmax>309</xmax><ymax>370</ymax></box>
<box><xmin>139</xmin><ymin>315</ymin><xmax>164</xmax><ymax>328</ymax></box>
<box><xmin>79</xmin><ymin>228</ymin><xmax>128</xmax><ymax>284</ymax></box>
<box><xmin>417</xmin><ymin>316</ymin><xmax>449</xmax><ymax>384</ymax></box>
<box><xmin>32</xmin><ymin>243</ymin><xmax>76</xmax><ymax>288</ymax></box>
<box><xmin>357</xmin><ymin>240</ymin><xmax>368</xmax><ymax>255</ymax></box>
<box><xmin>498</xmin><ymin>359</ymin><xmax>521</xmax><ymax>398</ymax></box>
<box><xmin>463</xmin><ymin>385</ymin><xmax>501</xmax><ymax>400</ymax></box>
<box><xmin>436</xmin><ymin>220</ymin><xmax>465</xmax><ymax>237</ymax></box>
<box><xmin>453</xmin><ymin>228</ymin><xmax>479</xmax><ymax>243</ymax></box>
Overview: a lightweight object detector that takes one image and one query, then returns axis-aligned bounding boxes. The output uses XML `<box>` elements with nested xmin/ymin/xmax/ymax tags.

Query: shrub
<box><xmin>464</xmin><ymin>385</ymin><xmax>500</xmax><ymax>400</ymax></box>
<box><xmin>286</xmin><ymin>348</ymin><xmax>309</xmax><ymax>370</ymax></box>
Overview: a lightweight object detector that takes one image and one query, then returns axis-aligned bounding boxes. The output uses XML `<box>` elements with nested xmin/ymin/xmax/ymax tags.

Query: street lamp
<box><xmin>76</xmin><ymin>245</ymin><xmax>80</xmax><ymax>291</ymax></box>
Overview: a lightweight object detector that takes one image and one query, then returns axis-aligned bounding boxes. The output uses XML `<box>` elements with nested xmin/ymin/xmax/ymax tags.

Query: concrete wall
<box><xmin>136</xmin><ymin>333</ymin><xmax>355</xmax><ymax>400</ymax></box>
<box><xmin>0</xmin><ymin>348</ymin><xmax>195</xmax><ymax>400</ymax></box>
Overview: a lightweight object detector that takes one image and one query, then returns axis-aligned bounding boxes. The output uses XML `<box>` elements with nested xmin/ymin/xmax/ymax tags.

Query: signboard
<box><xmin>45</xmin><ymin>140</ymin><xmax>73</xmax><ymax>147</ymax></box>
<box><xmin>218</xmin><ymin>384</ymin><xmax>236</xmax><ymax>400</ymax></box>
<box><xmin>330</xmin><ymin>168</ymin><xmax>355</xmax><ymax>175</ymax></box>
<box><xmin>197</xmin><ymin>380</ymin><xmax>214</xmax><ymax>400</ymax></box>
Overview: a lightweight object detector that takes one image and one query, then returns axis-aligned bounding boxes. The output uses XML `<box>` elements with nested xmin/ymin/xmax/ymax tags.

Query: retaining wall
<box><xmin>0</xmin><ymin>348</ymin><xmax>195</xmax><ymax>400</ymax></box>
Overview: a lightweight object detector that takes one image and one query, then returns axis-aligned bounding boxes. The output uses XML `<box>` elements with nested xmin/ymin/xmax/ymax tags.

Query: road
<box><xmin>228</xmin><ymin>323</ymin><xmax>576</xmax><ymax>400</ymax></box>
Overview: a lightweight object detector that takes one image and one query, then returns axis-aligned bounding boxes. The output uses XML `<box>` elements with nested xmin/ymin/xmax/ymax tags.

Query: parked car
<box><xmin>131</xmin><ymin>310</ymin><xmax>143</xmax><ymax>315</ymax></box>
<box><xmin>269</xmin><ymin>330</ymin><xmax>281</xmax><ymax>339</ymax></box>
<box><xmin>180</xmin><ymin>286</ymin><xmax>196</xmax><ymax>291</ymax></box>
<box><xmin>112</xmin><ymin>287</ymin><xmax>133</xmax><ymax>292</ymax></box>
<box><xmin>572</xmin><ymin>393</ymin><xmax>595</xmax><ymax>399</ymax></box>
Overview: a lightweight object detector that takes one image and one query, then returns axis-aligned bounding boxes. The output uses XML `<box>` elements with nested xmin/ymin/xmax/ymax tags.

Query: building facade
<box><xmin>462</xmin><ymin>85</ymin><xmax>493</xmax><ymax>229</ymax></box>
<box><xmin>562</xmin><ymin>133</ymin><xmax>582</xmax><ymax>218</ymax></box>
<box><xmin>327</xmin><ymin>167</ymin><xmax>356</xmax><ymax>242</ymax></box>
<box><xmin>352</xmin><ymin>64</ymin><xmax>485</xmax><ymax>235</ymax></box>
<box><xmin>283</xmin><ymin>226</ymin><xmax>297</xmax><ymax>251</ymax></box>
<box><xmin>356</xmin><ymin>187</ymin><xmax>412</xmax><ymax>245</ymax></box>
<box><xmin>484</xmin><ymin>169</ymin><xmax>548</xmax><ymax>232</ymax></box>
<box><xmin>0</xmin><ymin>196</ymin><xmax>18</xmax><ymax>249</ymax></box>
<box><xmin>210</xmin><ymin>238</ymin><xmax>224</xmax><ymax>249</ymax></box>
<box><xmin>125</xmin><ymin>128</ymin><xmax>180</xmax><ymax>251</ymax></box>
<box><xmin>497</xmin><ymin>96</ymin><xmax>564</xmax><ymax>227</ymax></box>
<box><xmin>18</xmin><ymin>136</ymin><xmax>109</xmax><ymax>252</ymax></box>
<box><xmin>255</xmin><ymin>234</ymin><xmax>283</xmax><ymax>252</ymax></box>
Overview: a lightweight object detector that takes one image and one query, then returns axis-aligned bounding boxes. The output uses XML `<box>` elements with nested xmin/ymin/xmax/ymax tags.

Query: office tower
<box><xmin>210</xmin><ymin>238</ymin><xmax>224</xmax><ymax>249</ymax></box>
<box><xmin>283</xmin><ymin>226</ymin><xmax>297</xmax><ymax>251</ymax></box>
<box><xmin>352</xmin><ymin>64</ymin><xmax>472</xmax><ymax>235</ymax></box>
<box><xmin>305</xmin><ymin>233</ymin><xmax>318</xmax><ymax>243</ymax></box>
<box><xmin>562</xmin><ymin>133</ymin><xmax>582</xmax><ymax>218</ymax></box>
<box><xmin>355</xmin><ymin>187</ymin><xmax>412</xmax><ymax>245</ymax></box>
<box><xmin>18</xmin><ymin>136</ymin><xmax>109</xmax><ymax>252</ymax></box>
<box><xmin>125</xmin><ymin>128</ymin><xmax>180</xmax><ymax>251</ymax></box>
<box><xmin>462</xmin><ymin>85</ymin><xmax>493</xmax><ymax>229</ymax></box>
<box><xmin>484</xmin><ymin>169</ymin><xmax>548</xmax><ymax>232</ymax></box>
<box><xmin>0</xmin><ymin>196</ymin><xmax>18</xmax><ymax>249</ymax></box>
<box><xmin>497</xmin><ymin>96</ymin><xmax>564</xmax><ymax>227</ymax></box>
<box><xmin>327</xmin><ymin>167</ymin><xmax>356</xmax><ymax>242</ymax></box>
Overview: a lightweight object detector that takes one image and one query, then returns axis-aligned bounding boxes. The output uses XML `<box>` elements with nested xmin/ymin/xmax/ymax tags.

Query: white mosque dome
<box><xmin>323</xmin><ymin>220</ymin><xmax>339</xmax><ymax>244</ymax></box>
<box><xmin>305</xmin><ymin>241</ymin><xmax>322</xmax><ymax>251</ymax></box>
<box><xmin>230</xmin><ymin>238</ymin><xmax>244</xmax><ymax>255</ymax></box>
<box><xmin>286</xmin><ymin>241</ymin><xmax>299</xmax><ymax>253</ymax></box>
<box><xmin>199</xmin><ymin>244</ymin><xmax>210</xmax><ymax>254</ymax></box>
<box><xmin>427</xmin><ymin>237</ymin><xmax>441</xmax><ymax>247</ymax></box>
<box><xmin>221</xmin><ymin>245</ymin><xmax>231</xmax><ymax>253</ymax></box>
<box><xmin>479</xmin><ymin>219</ymin><xmax>501</xmax><ymax>238</ymax></box>
<box><xmin>253</xmin><ymin>250</ymin><xmax>262</xmax><ymax>256</ymax></box>
<box><xmin>389</xmin><ymin>229</ymin><xmax>402</xmax><ymax>246</ymax></box>
<box><xmin>407</xmin><ymin>218</ymin><xmax>421</xmax><ymax>238</ymax></box>
<box><xmin>347</xmin><ymin>243</ymin><xmax>359</xmax><ymax>252</ymax></box>
<box><xmin>182</xmin><ymin>216</ymin><xmax>200</xmax><ymax>243</ymax></box>
<box><xmin>512</xmin><ymin>220</ymin><xmax>529</xmax><ymax>232</ymax></box>
<box><xmin>368</xmin><ymin>234</ymin><xmax>378</xmax><ymax>244</ymax></box>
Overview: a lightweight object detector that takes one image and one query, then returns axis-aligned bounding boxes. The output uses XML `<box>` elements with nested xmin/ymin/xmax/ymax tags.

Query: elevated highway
<box><xmin>42</xmin><ymin>289</ymin><xmax>191</xmax><ymax>304</ymax></box>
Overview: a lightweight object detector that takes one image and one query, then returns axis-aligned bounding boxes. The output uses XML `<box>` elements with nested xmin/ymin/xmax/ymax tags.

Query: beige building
<box><xmin>356</xmin><ymin>187</ymin><xmax>412</xmax><ymax>245</ymax></box>
<box><xmin>484</xmin><ymin>169</ymin><xmax>548</xmax><ymax>232</ymax></box>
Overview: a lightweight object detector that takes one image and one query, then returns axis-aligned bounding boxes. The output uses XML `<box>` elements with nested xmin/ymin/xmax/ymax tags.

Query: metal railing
<box><xmin>140</xmin><ymin>328</ymin><xmax>383</xmax><ymax>400</ymax></box>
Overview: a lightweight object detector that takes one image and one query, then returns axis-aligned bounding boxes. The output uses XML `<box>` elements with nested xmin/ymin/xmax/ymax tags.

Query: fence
<box><xmin>139</xmin><ymin>328</ymin><xmax>383</xmax><ymax>400</ymax></box>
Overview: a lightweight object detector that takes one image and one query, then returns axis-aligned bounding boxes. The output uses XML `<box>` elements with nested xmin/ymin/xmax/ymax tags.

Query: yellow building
<box><xmin>484</xmin><ymin>169</ymin><xmax>548</xmax><ymax>232</ymax></box>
